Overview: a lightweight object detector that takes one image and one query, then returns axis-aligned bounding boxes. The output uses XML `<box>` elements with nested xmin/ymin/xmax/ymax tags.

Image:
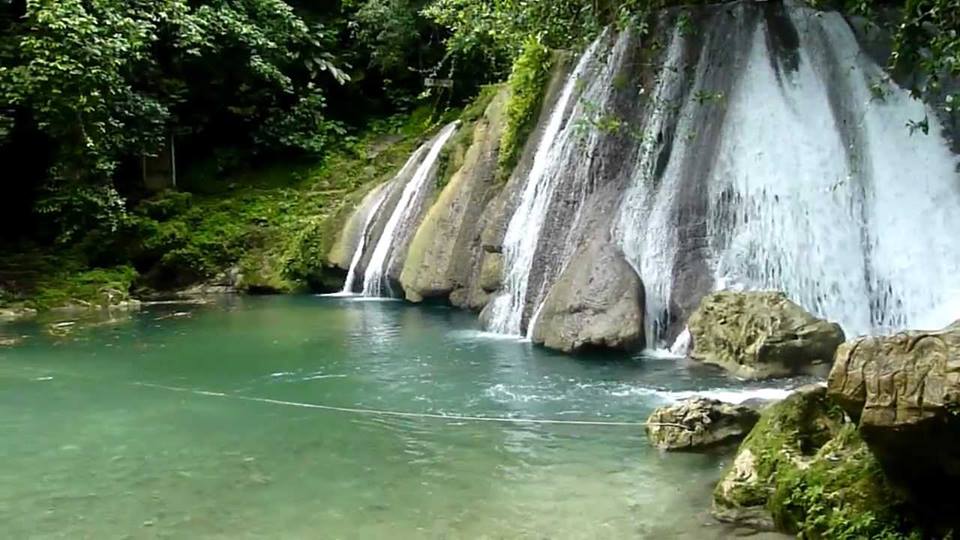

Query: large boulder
<box><xmin>713</xmin><ymin>386</ymin><xmax>914</xmax><ymax>537</ymax></box>
<box><xmin>646</xmin><ymin>398</ymin><xmax>760</xmax><ymax>451</ymax></box>
<box><xmin>688</xmin><ymin>291</ymin><xmax>845</xmax><ymax>379</ymax></box>
<box><xmin>827</xmin><ymin>320</ymin><xmax>960</xmax><ymax>519</ymax></box>
<box><xmin>529</xmin><ymin>241</ymin><xmax>644</xmax><ymax>353</ymax></box>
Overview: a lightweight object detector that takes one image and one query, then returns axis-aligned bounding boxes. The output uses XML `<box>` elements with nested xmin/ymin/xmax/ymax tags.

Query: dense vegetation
<box><xmin>0</xmin><ymin>0</ymin><xmax>957</xmax><ymax>310</ymax></box>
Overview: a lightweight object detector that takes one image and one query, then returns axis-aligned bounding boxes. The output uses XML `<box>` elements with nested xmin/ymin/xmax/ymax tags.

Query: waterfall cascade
<box><xmin>339</xmin><ymin>185</ymin><xmax>391</xmax><ymax>295</ymax></box>
<box><xmin>362</xmin><ymin>122</ymin><xmax>460</xmax><ymax>297</ymax></box>
<box><xmin>614</xmin><ymin>5</ymin><xmax>960</xmax><ymax>344</ymax></box>
<box><xmin>484</xmin><ymin>42</ymin><xmax>600</xmax><ymax>335</ymax></box>
<box><xmin>334</xmin><ymin>2</ymin><xmax>960</xmax><ymax>351</ymax></box>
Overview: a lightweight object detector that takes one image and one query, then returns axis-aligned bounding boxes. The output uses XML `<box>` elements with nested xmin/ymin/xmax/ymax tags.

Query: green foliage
<box><xmin>498</xmin><ymin>38</ymin><xmax>552</xmax><ymax>180</ymax></box>
<box><xmin>890</xmin><ymin>0</ymin><xmax>960</xmax><ymax>105</ymax></box>
<box><xmin>0</xmin><ymin>0</ymin><xmax>354</xmax><ymax>240</ymax></box>
<box><xmin>0</xmin><ymin>250</ymin><xmax>138</xmax><ymax>310</ymax></box>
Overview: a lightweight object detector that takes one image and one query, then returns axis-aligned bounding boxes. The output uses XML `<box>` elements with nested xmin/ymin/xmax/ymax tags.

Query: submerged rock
<box><xmin>828</xmin><ymin>320</ymin><xmax>960</xmax><ymax>519</ymax></box>
<box><xmin>0</xmin><ymin>335</ymin><xmax>23</xmax><ymax>347</ymax></box>
<box><xmin>688</xmin><ymin>291</ymin><xmax>845</xmax><ymax>379</ymax></box>
<box><xmin>713</xmin><ymin>385</ymin><xmax>914</xmax><ymax>537</ymax></box>
<box><xmin>530</xmin><ymin>241</ymin><xmax>644</xmax><ymax>353</ymax></box>
<box><xmin>645</xmin><ymin>398</ymin><xmax>759</xmax><ymax>451</ymax></box>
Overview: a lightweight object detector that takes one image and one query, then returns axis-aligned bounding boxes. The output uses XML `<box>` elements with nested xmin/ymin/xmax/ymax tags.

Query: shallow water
<box><xmin>0</xmin><ymin>297</ymin><xmax>796</xmax><ymax>539</ymax></box>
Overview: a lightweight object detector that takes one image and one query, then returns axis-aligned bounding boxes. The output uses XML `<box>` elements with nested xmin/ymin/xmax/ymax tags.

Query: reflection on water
<box><xmin>0</xmin><ymin>296</ymin><xmax>791</xmax><ymax>538</ymax></box>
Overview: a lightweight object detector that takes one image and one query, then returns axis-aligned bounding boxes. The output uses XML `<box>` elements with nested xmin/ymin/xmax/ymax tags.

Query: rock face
<box><xmin>400</xmin><ymin>87</ymin><xmax>509</xmax><ymax>305</ymax></box>
<box><xmin>827</xmin><ymin>320</ymin><xmax>960</xmax><ymax>516</ymax></box>
<box><xmin>530</xmin><ymin>241</ymin><xmax>644</xmax><ymax>353</ymax></box>
<box><xmin>688</xmin><ymin>291</ymin><xmax>845</xmax><ymax>379</ymax></box>
<box><xmin>645</xmin><ymin>398</ymin><xmax>759</xmax><ymax>451</ymax></box>
<box><xmin>713</xmin><ymin>385</ymin><xmax>913</xmax><ymax>537</ymax></box>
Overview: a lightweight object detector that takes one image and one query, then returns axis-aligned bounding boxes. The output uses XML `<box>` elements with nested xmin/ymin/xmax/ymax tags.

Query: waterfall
<box><xmin>339</xmin><ymin>185</ymin><xmax>391</xmax><ymax>295</ymax></box>
<box><xmin>485</xmin><ymin>37</ymin><xmax>604</xmax><ymax>336</ymax></box>
<box><xmin>614</xmin><ymin>28</ymin><xmax>690</xmax><ymax>344</ymax></box>
<box><xmin>362</xmin><ymin>122</ymin><xmax>460</xmax><ymax>297</ymax></box>
<box><xmin>616</xmin><ymin>5</ymin><xmax>960</xmax><ymax>345</ymax></box>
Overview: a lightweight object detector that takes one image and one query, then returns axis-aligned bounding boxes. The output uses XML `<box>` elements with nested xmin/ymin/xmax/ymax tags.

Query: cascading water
<box><xmin>485</xmin><ymin>38</ymin><xmax>604</xmax><ymax>336</ymax></box>
<box><xmin>362</xmin><ymin>122</ymin><xmax>460</xmax><ymax>297</ymax></box>
<box><xmin>339</xmin><ymin>186</ymin><xmax>391</xmax><ymax>295</ymax></box>
<box><xmin>614</xmin><ymin>28</ymin><xmax>690</xmax><ymax>344</ymax></box>
<box><xmin>616</xmin><ymin>5</ymin><xmax>960</xmax><ymax>346</ymax></box>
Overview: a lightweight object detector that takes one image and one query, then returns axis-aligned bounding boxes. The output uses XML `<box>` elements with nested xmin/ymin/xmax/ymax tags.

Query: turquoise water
<box><xmin>0</xmin><ymin>297</ymin><xmax>794</xmax><ymax>538</ymax></box>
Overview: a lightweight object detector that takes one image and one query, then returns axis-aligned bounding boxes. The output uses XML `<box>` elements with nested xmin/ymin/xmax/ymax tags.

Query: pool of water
<box><xmin>0</xmin><ymin>296</ymin><xmax>797</xmax><ymax>538</ymax></box>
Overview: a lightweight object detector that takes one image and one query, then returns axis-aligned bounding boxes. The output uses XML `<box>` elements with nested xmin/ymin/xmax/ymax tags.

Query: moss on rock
<box><xmin>498</xmin><ymin>38</ymin><xmax>553</xmax><ymax>180</ymax></box>
<box><xmin>714</xmin><ymin>385</ymin><xmax>921</xmax><ymax>539</ymax></box>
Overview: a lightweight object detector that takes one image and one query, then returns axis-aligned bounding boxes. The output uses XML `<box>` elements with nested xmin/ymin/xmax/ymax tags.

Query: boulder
<box><xmin>529</xmin><ymin>241</ymin><xmax>644</xmax><ymax>353</ymax></box>
<box><xmin>645</xmin><ymin>398</ymin><xmax>760</xmax><ymax>451</ymax></box>
<box><xmin>688</xmin><ymin>291</ymin><xmax>845</xmax><ymax>379</ymax></box>
<box><xmin>713</xmin><ymin>385</ymin><xmax>913</xmax><ymax>537</ymax></box>
<box><xmin>827</xmin><ymin>320</ymin><xmax>960</xmax><ymax>518</ymax></box>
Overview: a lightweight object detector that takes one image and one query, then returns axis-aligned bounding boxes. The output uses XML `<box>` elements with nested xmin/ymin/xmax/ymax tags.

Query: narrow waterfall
<box><xmin>339</xmin><ymin>185</ymin><xmax>391</xmax><ymax>295</ymax></box>
<box><xmin>485</xmin><ymin>37</ymin><xmax>604</xmax><ymax>336</ymax></box>
<box><xmin>616</xmin><ymin>5</ymin><xmax>960</xmax><ymax>345</ymax></box>
<box><xmin>362</xmin><ymin>122</ymin><xmax>460</xmax><ymax>297</ymax></box>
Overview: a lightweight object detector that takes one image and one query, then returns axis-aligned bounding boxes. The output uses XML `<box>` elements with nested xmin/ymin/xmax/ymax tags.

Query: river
<box><xmin>0</xmin><ymin>296</ymin><xmax>796</xmax><ymax>538</ymax></box>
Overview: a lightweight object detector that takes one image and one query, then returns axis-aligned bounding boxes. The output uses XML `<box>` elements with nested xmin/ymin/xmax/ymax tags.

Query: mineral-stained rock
<box><xmin>827</xmin><ymin>320</ymin><xmax>960</xmax><ymax>516</ymax></box>
<box><xmin>529</xmin><ymin>241</ymin><xmax>644</xmax><ymax>353</ymax></box>
<box><xmin>688</xmin><ymin>291</ymin><xmax>845</xmax><ymax>379</ymax></box>
<box><xmin>646</xmin><ymin>398</ymin><xmax>760</xmax><ymax>451</ymax></box>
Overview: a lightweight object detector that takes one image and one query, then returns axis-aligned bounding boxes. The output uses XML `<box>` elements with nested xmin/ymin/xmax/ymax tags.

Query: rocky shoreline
<box><xmin>644</xmin><ymin>298</ymin><xmax>960</xmax><ymax>538</ymax></box>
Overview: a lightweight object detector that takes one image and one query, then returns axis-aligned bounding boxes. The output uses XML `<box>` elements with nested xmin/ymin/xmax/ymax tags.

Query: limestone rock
<box><xmin>646</xmin><ymin>398</ymin><xmax>760</xmax><ymax>451</ymax></box>
<box><xmin>529</xmin><ymin>241</ymin><xmax>644</xmax><ymax>353</ymax></box>
<box><xmin>478</xmin><ymin>253</ymin><xmax>503</xmax><ymax>293</ymax></box>
<box><xmin>713</xmin><ymin>386</ymin><xmax>841</xmax><ymax>521</ymax></box>
<box><xmin>689</xmin><ymin>291</ymin><xmax>845</xmax><ymax>379</ymax></box>
<box><xmin>400</xmin><ymin>88</ymin><xmax>509</xmax><ymax>304</ymax></box>
<box><xmin>712</xmin><ymin>385</ymin><xmax>911</xmax><ymax>536</ymax></box>
<box><xmin>827</xmin><ymin>320</ymin><xmax>960</xmax><ymax>513</ymax></box>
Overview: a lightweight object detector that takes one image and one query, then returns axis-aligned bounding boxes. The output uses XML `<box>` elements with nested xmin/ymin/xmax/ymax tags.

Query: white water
<box><xmin>615</xmin><ymin>29</ymin><xmax>690</xmax><ymax>343</ymax></box>
<box><xmin>339</xmin><ymin>185</ymin><xmax>391</xmax><ymax>295</ymax></box>
<box><xmin>617</xmin><ymin>9</ymin><xmax>960</xmax><ymax>345</ymax></box>
<box><xmin>362</xmin><ymin>122</ymin><xmax>460</xmax><ymax>297</ymax></box>
<box><xmin>486</xmin><ymin>38</ymin><xmax>604</xmax><ymax>336</ymax></box>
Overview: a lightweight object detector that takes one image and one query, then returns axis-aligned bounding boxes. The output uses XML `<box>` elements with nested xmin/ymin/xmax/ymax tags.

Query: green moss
<box><xmin>435</xmin><ymin>85</ymin><xmax>502</xmax><ymax>190</ymax></box>
<box><xmin>498</xmin><ymin>37</ymin><xmax>553</xmax><ymax>181</ymax></box>
<box><xmin>0</xmin><ymin>251</ymin><xmax>138</xmax><ymax>311</ymax></box>
<box><xmin>769</xmin><ymin>424</ymin><xmax>918</xmax><ymax>539</ymax></box>
<box><xmin>716</xmin><ymin>388</ymin><xmax>922</xmax><ymax>539</ymax></box>
<box><xmin>719</xmin><ymin>388</ymin><xmax>845</xmax><ymax>507</ymax></box>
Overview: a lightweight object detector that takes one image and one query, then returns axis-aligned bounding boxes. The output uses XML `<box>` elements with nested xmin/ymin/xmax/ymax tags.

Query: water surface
<box><xmin>0</xmin><ymin>297</ymin><xmax>794</xmax><ymax>538</ymax></box>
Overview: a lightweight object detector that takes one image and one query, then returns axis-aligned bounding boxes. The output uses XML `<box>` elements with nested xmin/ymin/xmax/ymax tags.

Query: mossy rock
<box><xmin>714</xmin><ymin>385</ymin><xmax>920</xmax><ymax>538</ymax></box>
<box><xmin>689</xmin><ymin>291</ymin><xmax>845</xmax><ymax>379</ymax></box>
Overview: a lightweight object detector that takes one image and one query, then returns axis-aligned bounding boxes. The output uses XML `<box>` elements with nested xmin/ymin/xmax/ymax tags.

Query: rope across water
<box><xmin>132</xmin><ymin>382</ymin><xmax>656</xmax><ymax>427</ymax></box>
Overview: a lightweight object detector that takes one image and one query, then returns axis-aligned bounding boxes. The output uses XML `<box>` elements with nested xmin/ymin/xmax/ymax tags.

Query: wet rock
<box><xmin>713</xmin><ymin>385</ymin><xmax>912</xmax><ymax>537</ymax></box>
<box><xmin>645</xmin><ymin>398</ymin><xmax>760</xmax><ymax>451</ymax></box>
<box><xmin>827</xmin><ymin>320</ymin><xmax>960</xmax><ymax>517</ymax></box>
<box><xmin>400</xmin><ymin>88</ymin><xmax>509</xmax><ymax>304</ymax></box>
<box><xmin>688</xmin><ymin>291</ymin><xmax>845</xmax><ymax>379</ymax></box>
<box><xmin>530</xmin><ymin>241</ymin><xmax>644</xmax><ymax>353</ymax></box>
<box><xmin>478</xmin><ymin>253</ymin><xmax>503</xmax><ymax>293</ymax></box>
